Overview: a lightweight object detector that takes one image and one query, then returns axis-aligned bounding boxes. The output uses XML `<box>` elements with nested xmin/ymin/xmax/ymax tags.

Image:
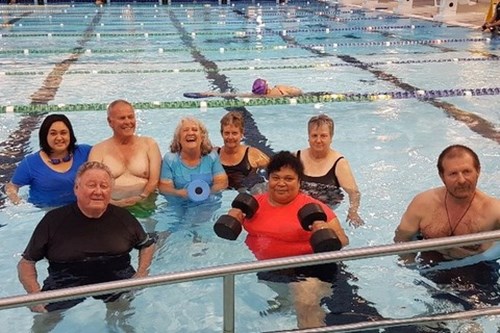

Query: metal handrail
<box><xmin>268</xmin><ymin>306</ymin><xmax>500</xmax><ymax>332</ymax></box>
<box><xmin>1</xmin><ymin>230</ymin><xmax>499</xmax><ymax>332</ymax></box>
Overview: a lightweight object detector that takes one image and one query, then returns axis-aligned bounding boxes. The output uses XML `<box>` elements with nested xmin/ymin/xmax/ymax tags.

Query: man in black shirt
<box><xmin>18</xmin><ymin>161</ymin><xmax>155</xmax><ymax>313</ymax></box>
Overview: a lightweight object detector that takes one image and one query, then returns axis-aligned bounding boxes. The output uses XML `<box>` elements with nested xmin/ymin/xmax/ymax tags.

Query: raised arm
<box><xmin>335</xmin><ymin>158</ymin><xmax>364</xmax><ymax>227</ymax></box>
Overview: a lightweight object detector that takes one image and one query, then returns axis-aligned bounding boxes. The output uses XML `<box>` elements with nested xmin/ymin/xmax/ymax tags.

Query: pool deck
<box><xmin>340</xmin><ymin>0</ymin><xmax>491</xmax><ymax>28</ymax></box>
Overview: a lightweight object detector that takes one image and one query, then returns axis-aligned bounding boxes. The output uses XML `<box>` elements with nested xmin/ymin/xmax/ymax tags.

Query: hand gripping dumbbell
<box><xmin>297</xmin><ymin>203</ymin><xmax>342</xmax><ymax>253</ymax></box>
<box><xmin>213</xmin><ymin>193</ymin><xmax>259</xmax><ymax>240</ymax></box>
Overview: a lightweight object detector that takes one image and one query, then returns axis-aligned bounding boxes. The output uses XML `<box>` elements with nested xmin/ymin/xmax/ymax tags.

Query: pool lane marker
<box><xmin>3</xmin><ymin>56</ymin><xmax>498</xmax><ymax>76</ymax></box>
<box><xmin>29</xmin><ymin>8</ymin><xmax>103</xmax><ymax>105</ymax></box>
<box><xmin>1</xmin><ymin>37</ymin><xmax>490</xmax><ymax>56</ymax></box>
<box><xmin>0</xmin><ymin>10</ymin><xmax>34</xmax><ymax>29</ymax></box>
<box><xmin>0</xmin><ymin>24</ymin><xmax>431</xmax><ymax>38</ymax></box>
<box><xmin>2</xmin><ymin>87</ymin><xmax>500</xmax><ymax>113</ymax></box>
<box><xmin>0</xmin><ymin>7</ymin><xmax>104</xmax><ymax>196</ymax></box>
<box><xmin>165</xmin><ymin>7</ymin><xmax>275</xmax><ymax>158</ymax></box>
<box><xmin>232</xmin><ymin>9</ymin><xmax>500</xmax><ymax>144</ymax></box>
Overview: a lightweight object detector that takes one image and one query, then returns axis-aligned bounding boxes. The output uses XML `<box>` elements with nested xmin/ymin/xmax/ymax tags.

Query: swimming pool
<box><xmin>0</xmin><ymin>1</ymin><xmax>499</xmax><ymax>332</ymax></box>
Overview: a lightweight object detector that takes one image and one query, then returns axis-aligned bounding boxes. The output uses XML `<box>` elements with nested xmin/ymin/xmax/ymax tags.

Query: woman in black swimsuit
<box><xmin>296</xmin><ymin>114</ymin><xmax>364</xmax><ymax>227</ymax></box>
<box><xmin>217</xmin><ymin>111</ymin><xmax>270</xmax><ymax>191</ymax></box>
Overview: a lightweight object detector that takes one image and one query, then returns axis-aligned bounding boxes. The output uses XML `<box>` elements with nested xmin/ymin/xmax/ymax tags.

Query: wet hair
<box><xmin>266</xmin><ymin>151</ymin><xmax>304</xmax><ymax>181</ymax></box>
<box><xmin>437</xmin><ymin>144</ymin><xmax>480</xmax><ymax>175</ymax></box>
<box><xmin>170</xmin><ymin>117</ymin><xmax>213</xmax><ymax>155</ymax></box>
<box><xmin>75</xmin><ymin>161</ymin><xmax>114</xmax><ymax>185</ymax></box>
<box><xmin>39</xmin><ymin>114</ymin><xmax>77</xmax><ymax>155</ymax></box>
<box><xmin>107</xmin><ymin>99</ymin><xmax>133</xmax><ymax>117</ymax></box>
<box><xmin>252</xmin><ymin>78</ymin><xmax>268</xmax><ymax>95</ymax></box>
<box><xmin>307</xmin><ymin>114</ymin><xmax>334</xmax><ymax>137</ymax></box>
<box><xmin>220</xmin><ymin>111</ymin><xmax>244</xmax><ymax>134</ymax></box>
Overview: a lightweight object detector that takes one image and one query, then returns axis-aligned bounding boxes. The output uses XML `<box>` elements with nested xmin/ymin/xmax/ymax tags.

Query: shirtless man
<box><xmin>394</xmin><ymin>145</ymin><xmax>500</xmax><ymax>261</ymax></box>
<box><xmin>88</xmin><ymin>100</ymin><xmax>162</xmax><ymax>207</ymax></box>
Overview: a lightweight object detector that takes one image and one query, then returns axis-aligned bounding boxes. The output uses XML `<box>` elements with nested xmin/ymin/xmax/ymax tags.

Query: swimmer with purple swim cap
<box><xmin>252</xmin><ymin>78</ymin><xmax>303</xmax><ymax>97</ymax></box>
<box><xmin>252</xmin><ymin>79</ymin><xmax>269</xmax><ymax>95</ymax></box>
<box><xmin>183</xmin><ymin>79</ymin><xmax>302</xmax><ymax>99</ymax></box>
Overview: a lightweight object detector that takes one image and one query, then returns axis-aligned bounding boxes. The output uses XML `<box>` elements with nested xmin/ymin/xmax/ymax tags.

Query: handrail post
<box><xmin>223</xmin><ymin>274</ymin><xmax>235</xmax><ymax>333</ymax></box>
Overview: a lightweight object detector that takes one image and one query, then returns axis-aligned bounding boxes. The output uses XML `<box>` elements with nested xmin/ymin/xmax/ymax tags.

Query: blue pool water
<box><xmin>0</xmin><ymin>1</ymin><xmax>499</xmax><ymax>332</ymax></box>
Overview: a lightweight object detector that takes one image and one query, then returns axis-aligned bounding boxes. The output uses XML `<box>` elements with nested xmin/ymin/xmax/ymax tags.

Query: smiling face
<box><xmin>47</xmin><ymin>121</ymin><xmax>71</xmax><ymax>155</ymax></box>
<box><xmin>179</xmin><ymin>119</ymin><xmax>202</xmax><ymax>151</ymax></box>
<box><xmin>107</xmin><ymin>101</ymin><xmax>136</xmax><ymax>138</ymax></box>
<box><xmin>221</xmin><ymin>123</ymin><xmax>243</xmax><ymax>149</ymax></box>
<box><xmin>268</xmin><ymin>166</ymin><xmax>300</xmax><ymax>205</ymax></box>
<box><xmin>308</xmin><ymin>123</ymin><xmax>332</xmax><ymax>153</ymax></box>
<box><xmin>75</xmin><ymin>167</ymin><xmax>113</xmax><ymax>218</ymax></box>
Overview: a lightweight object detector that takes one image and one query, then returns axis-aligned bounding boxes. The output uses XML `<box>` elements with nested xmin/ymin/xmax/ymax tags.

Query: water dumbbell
<box><xmin>297</xmin><ymin>203</ymin><xmax>342</xmax><ymax>253</ymax></box>
<box><xmin>213</xmin><ymin>193</ymin><xmax>259</xmax><ymax>240</ymax></box>
<box><xmin>186</xmin><ymin>179</ymin><xmax>210</xmax><ymax>202</ymax></box>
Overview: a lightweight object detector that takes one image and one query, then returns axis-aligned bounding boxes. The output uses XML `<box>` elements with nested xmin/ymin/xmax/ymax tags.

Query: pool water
<box><xmin>0</xmin><ymin>1</ymin><xmax>499</xmax><ymax>332</ymax></box>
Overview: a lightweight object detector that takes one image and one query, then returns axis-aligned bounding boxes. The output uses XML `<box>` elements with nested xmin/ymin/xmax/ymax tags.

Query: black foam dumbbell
<box><xmin>297</xmin><ymin>203</ymin><xmax>342</xmax><ymax>253</ymax></box>
<box><xmin>214</xmin><ymin>193</ymin><xmax>259</xmax><ymax>240</ymax></box>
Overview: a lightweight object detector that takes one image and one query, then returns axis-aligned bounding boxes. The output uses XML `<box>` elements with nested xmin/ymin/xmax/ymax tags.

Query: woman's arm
<box><xmin>211</xmin><ymin>173</ymin><xmax>229</xmax><ymax>193</ymax></box>
<box><xmin>5</xmin><ymin>182</ymin><xmax>21</xmax><ymax>205</ymax></box>
<box><xmin>248</xmin><ymin>147</ymin><xmax>270</xmax><ymax>169</ymax></box>
<box><xmin>335</xmin><ymin>158</ymin><xmax>364</xmax><ymax>227</ymax></box>
<box><xmin>159</xmin><ymin>179</ymin><xmax>188</xmax><ymax>198</ymax></box>
<box><xmin>312</xmin><ymin>217</ymin><xmax>349</xmax><ymax>248</ymax></box>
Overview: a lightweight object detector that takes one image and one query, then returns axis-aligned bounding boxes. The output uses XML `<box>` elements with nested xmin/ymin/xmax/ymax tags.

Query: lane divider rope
<box><xmin>2</xmin><ymin>87</ymin><xmax>499</xmax><ymax>113</ymax></box>
<box><xmin>0</xmin><ymin>37</ymin><xmax>490</xmax><ymax>55</ymax></box>
<box><xmin>2</xmin><ymin>57</ymin><xmax>498</xmax><ymax>76</ymax></box>
<box><xmin>0</xmin><ymin>24</ymin><xmax>432</xmax><ymax>38</ymax></box>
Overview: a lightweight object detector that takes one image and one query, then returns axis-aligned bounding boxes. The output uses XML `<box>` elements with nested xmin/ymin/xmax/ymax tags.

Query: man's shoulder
<box><xmin>410</xmin><ymin>187</ymin><xmax>442</xmax><ymax>207</ymax></box>
<box><xmin>41</xmin><ymin>204</ymin><xmax>76</xmax><ymax>224</ymax></box>
<box><xmin>477</xmin><ymin>190</ymin><xmax>500</xmax><ymax>210</ymax></box>
<box><xmin>90</xmin><ymin>137</ymin><xmax>114</xmax><ymax>151</ymax></box>
<box><xmin>136</xmin><ymin>135</ymin><xmax>157</xmax><ymax>143</ymax></box>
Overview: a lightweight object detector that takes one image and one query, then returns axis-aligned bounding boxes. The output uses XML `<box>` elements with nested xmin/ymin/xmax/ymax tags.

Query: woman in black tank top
<box><xmin>297</xmin><ymin>114</ymin><xmax>364</xmax><ymax>227</ymax></box>
<box><xmin>218</xmin><ymin>111</ymin><xmax>270</xmax><ymax>191</ymax></box>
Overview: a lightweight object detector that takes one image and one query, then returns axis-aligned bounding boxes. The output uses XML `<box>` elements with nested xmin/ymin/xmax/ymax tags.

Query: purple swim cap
<box><xmin>252</xmin><ymin>79</ymin><xmax>268</xmax><ymax>95</ymax></box>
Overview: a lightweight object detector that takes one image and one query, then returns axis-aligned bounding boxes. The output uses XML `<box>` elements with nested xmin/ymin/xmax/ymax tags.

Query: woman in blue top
<box><xmin>5</xmin><ymin>114</ymin><xmax>91</xmax><ymax>207</ymax></box>
<box><xmin>159</xmin><ymin>117</ymin><xmax>228</xmax><ymax>201</ymax></box>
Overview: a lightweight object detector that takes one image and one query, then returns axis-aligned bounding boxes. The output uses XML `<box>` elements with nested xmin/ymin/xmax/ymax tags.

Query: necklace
<box><xmin>445</xmin><ymin>190</ymin><xmax>475</xmax><ymax>236</ymax></box>
<box><xmin>49</xmin><ymin>154</ymin><xmax>72</xmax><ymax>165</ymax></box>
